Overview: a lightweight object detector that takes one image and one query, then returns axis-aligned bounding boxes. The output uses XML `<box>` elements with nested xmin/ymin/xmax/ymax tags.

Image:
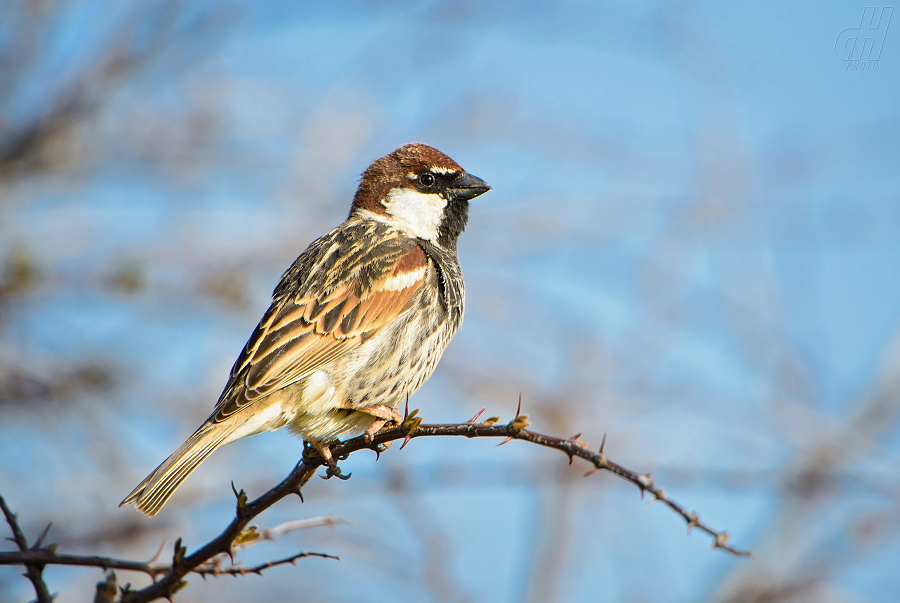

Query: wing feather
<box><xmin>212</xmin><ymin>224</ymin><xmax>428</xmax><ymax>422</ymax></box>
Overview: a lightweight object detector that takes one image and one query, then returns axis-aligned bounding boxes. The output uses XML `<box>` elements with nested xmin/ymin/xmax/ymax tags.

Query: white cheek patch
<box><xmin>381</xmin><ymin>188</ymin><xmax>447</xmax><ymax>240</ymax></box>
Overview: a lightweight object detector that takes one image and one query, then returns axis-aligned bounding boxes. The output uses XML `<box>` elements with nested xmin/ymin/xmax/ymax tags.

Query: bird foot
<box><xmin>322</xmin><ymin>465</ymin><xmax>352</xmax><ymax>480</ymax></box>
<box><xmin>303</xmin><ymin>441</ymin><xmax>352</xmax><ymax>480</ymax></box>
<box><xmin>363</xmin><ymin>420</ymin><xmax>390</xmax><ymax>443</ymax></box>
<box><xmin>362</xmin><ymin>407</ymin><xmax>404</xmax><ymax>443</ymax></box>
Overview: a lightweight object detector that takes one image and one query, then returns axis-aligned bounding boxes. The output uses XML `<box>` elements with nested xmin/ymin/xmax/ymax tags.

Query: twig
<box><xmin>193</xmin><ymin>551</ymin><xmax>339</xmax><ymax>577</ymax></box>
<box><xmin>245</xmin><ymin>517</ymin><xmax>348</xmax><ymax>551</ymax></box>
<box><xmin>0</xmin><ymin>547</ymin><xmax>338</xmax><ymax>577</ymax></box>
<box><xmin>0</xmin><ymin>494</ymin><xmax>54</xmax><ymax>603</ymax></box>
<box><xmin>0</xmin><ymin>550</ymin><xmax>163</xmax><ymax>577</ymax></box>
<box><xmin>388</xmin><ymin>419</ymin><xmax>751</xmax><ymax>557</ymax></box>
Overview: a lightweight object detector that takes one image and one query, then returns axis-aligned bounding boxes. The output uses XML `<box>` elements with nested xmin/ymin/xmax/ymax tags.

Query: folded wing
<box><xmin>213</xmin><ymin>233</ymin><xmax>428</xmax><ymax>422</ymax></box>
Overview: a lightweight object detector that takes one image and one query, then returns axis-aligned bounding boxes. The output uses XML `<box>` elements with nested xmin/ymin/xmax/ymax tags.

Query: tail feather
<box><xmin>120</xmin><ymin>422</ymin><xmax>236</xmax><ymax>516</ymax></box>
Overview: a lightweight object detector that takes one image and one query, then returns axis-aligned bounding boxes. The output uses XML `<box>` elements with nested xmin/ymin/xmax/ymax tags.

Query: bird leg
<box><xmin>334</xmin><ymin>402</ymin><xmax>403</xmax><ymax>443</ymax></box>
<box><xmin>311</xmin><ymin>404</ymin><xmax>401</xmax><ymax>477</ymax></box>
<box><xmin>308</xmin><ymin>440</ymin><xmax>335</xmax><ymax>466</ymax></box>
<box><xmin>304</xmin><ymin>440</ymin><xmax>351</xmax><ymax>480</ymax></box>
<box><xmin>356</xmin><ymin>404</ymin><xmax>403</xmax><ymax>443</ymax></box>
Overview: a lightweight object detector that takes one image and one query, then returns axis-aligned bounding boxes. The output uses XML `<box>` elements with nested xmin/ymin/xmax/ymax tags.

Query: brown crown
<box><xmin>351</xmin><ymin>143</ymin><xmax>463</xmax><ymax>215</ymax></box>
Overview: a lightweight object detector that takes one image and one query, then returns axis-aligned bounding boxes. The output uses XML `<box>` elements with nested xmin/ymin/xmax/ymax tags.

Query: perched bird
<box><xmin>120</xmin><ymin>143</ymin><xmax>490</xmax><ymax>516</ymax></box>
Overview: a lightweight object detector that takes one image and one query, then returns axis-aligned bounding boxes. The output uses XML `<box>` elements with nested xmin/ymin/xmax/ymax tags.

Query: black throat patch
<box><xmin>436</xmin><ymin>199</ymin><xmax>469</xmax><ymax>251</ymax></box>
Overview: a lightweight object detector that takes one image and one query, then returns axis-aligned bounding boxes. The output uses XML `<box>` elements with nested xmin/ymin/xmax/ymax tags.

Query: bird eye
<box><xmin>419</xmin><ymin>173</ymin><xmax>435</xmax><ymax>187</ymax></box>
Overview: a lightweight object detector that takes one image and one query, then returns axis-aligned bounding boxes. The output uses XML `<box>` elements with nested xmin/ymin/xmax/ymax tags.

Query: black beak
<box><xmin>449</xmin><ymin>171</ymin><xmax>491</xmax><ymax>202</ymax></box>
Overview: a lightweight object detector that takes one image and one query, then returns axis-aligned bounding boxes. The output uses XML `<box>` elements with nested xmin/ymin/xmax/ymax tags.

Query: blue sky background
<box><xmin>2</xmin><ymin>1</ymin><xmax>899</xmax><ymax>601</ymax></box>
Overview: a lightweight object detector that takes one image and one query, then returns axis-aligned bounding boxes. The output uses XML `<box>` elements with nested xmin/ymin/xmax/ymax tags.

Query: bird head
<box><xmin>351</xmin><ymin>143</ymin><xmax>490</xmax><ymax>250</ymax></box>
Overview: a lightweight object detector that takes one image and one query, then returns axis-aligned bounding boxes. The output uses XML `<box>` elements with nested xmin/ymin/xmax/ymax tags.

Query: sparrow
<box><xmin>120</xmin><ymin>142</ymin><xmax>490</xmax><ymax>516</ymax></box>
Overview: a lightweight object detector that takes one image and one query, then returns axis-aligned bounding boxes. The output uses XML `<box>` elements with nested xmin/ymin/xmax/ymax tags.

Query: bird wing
<box><xmin>211</xmin><ymin>224</ymin><xmax>428</xmax><ymax>423</ymax></box>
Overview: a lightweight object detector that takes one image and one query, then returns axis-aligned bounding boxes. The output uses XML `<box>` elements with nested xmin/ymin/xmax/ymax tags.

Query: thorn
<box><xmin>466</xmin><ymin>408</ymin><xmax>487</xmax><ymax>423</ymax></box>
<box><xmin>496</xmin><ymin>436</ymin><xmax>513</xmax><ymax>447</ymax></box>
<box><xmin>149</xmin><ymin>540</ymin><xmax>167</xmax><ymax>565</ymax></box>
<box><xmin>371</xmin><ymin>441</ymin><xmax>391</xmax><ymax>459</ymax></box>
<box><xmin>404</xmin><ymin>394</ymin><xmax>410</xmax><ymax>420</ymax></box>
<box><xmin>636</xmin><ymin>473</ymin><xmax>654</xmax><ymax>490</ymax></box>
<box><xmin>507</xmin><ymin>394</ymin><xmax>530</xmax><ymax>432</ymax></box>
<box><xmin>567</xmin><ymin>433</ymin><xmax>583</xmax><ymax>463</ymax></box>
<box><xmin>599</xmin><ymin>433</ymin><xmax>607</xmax><ymax>454</ymax></box>
<box><xmin>399</xmin><ymin>432</ymin><xmax>417</xmax><ymax>450</ymax></box>
<box><xmin>713</xmin><ymin>532</ymin><xmax>730</xmax><ymax>549</ymax></box>
<box><xmin>584</xmin><ymin>465</ymin><xmax>599</xmax><ymax>477</ymax></box>
<box><xmin>649</xmin><ymin>488</ymin><xmax>665</xmax><ymax>504</ymax></box>
<box><xmin>33</xmin><ymin>522</ymin><xmax>52</xmax><ymax>548</ymax></box>
<box><xmin>293</xmin><ymin>489</ymin><xmax>304</xmax><ymax>503</ymax></box>
<box><xmin>399</xmin><ymin>409</ymin><xmax>422</xmax><ymax>449</ymax></box>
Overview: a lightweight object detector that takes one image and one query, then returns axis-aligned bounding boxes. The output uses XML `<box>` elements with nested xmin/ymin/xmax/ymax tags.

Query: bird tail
<box><xmin>119</xmin><ymin>421</ymin><xmax>237</xmax><ymax>516</ymax></box>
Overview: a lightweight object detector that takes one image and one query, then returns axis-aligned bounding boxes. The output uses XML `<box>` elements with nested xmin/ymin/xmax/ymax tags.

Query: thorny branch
<box><xmin>194</xmin><ymin>551</ymin><xmax>337</xmax><ymax>577</ymax></box>
<box><xmin>0</xmin><ymin>494</ymin><xmax>54</xmax><ymax>603</ymax></box>
<box><xmin>0</xmin><ymin>548</ymin><xmax>337</xmax><ymax>578</ymax></box>
<box><xmin>1</xmin><ymin>404</ymin><xmax>750</xmax><ymax>602</ymax></box>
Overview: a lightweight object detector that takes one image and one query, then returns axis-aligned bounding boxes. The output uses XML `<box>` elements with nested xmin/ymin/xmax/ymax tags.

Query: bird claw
<box><xmin>321</xmin><ymin>465</ymin><xmax>352</xmax><ymax>481</ymax></box>
<box><xmin>370</xmin><ymin>441</ymin><xmax>392</xmax><ymax>460</ymax></box>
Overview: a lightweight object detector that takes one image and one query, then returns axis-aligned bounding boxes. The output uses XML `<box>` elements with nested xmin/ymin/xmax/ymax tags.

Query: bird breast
<box><xmin>288</xmin><ymin>255</ymin><xmax>463</xmax><ymax>443</ymax></box>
